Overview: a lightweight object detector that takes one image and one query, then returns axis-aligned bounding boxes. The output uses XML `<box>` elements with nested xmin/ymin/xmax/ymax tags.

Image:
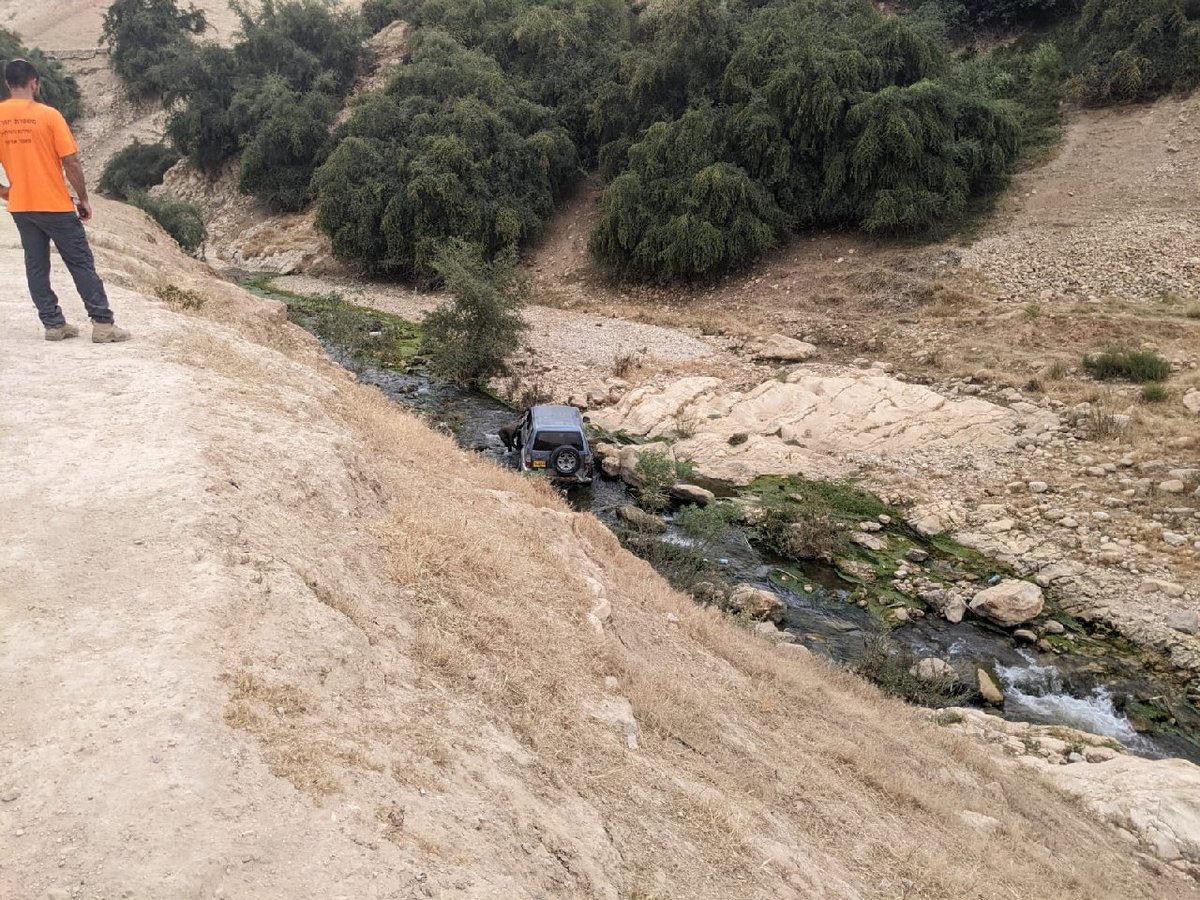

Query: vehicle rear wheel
<box><xmin>549</xmin><ymin>446</ymin><xmax>582</xmax><ymax>477</ymax></box>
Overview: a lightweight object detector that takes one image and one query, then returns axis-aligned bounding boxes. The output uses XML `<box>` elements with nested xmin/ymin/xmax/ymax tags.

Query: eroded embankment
<box><xmin>2</xmin><ymin>200</ymin><xmax>1198</xmax><ymax>897</ymax></box>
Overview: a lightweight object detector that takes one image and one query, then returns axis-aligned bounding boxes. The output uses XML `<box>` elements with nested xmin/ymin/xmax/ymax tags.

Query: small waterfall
<box><xmin>996</xmin><ymin>651</ymin><xmax>1149</xmax><ymax>750</ymax></box>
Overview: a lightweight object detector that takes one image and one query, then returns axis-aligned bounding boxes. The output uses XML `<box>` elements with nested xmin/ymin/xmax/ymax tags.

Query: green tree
<box><xmin>101</xmin><ymin>0</ymin><xmax>206</xmax><ymax>97</ymax></box>
<box><xmin>590</xmin><ymin>107</ymin><xmax>785</xmax><ymax>280</ymax></box>
<box><xmin>313</xmin><ymin>31</ymin><xmax>576</xmax><ymax>279</ymax></box>
<box><xmin>421</xmin><ymin>240</ymin><xmax>528</xmax><ymax>387</ymax></box>
<box><xmin>236</xmin><ymin>79</ymin><xmax>335</xmax><ymax>212</ymax></box>
<box><xmin>0</xmin><ymin>29</ymin><xmax>83</xmax><ymax>120</ymax></box>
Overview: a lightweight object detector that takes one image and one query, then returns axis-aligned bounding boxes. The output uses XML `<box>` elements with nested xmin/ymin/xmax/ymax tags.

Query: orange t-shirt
<box><xmin>0</xmin><ymin>99</ymin><xmax>79</xmax><ymax>213</ymax></box>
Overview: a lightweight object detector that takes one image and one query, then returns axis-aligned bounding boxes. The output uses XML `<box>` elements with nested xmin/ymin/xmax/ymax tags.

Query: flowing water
<box><xmin>315</xmin><ymin>339</ymin><xmax>1200</xmax><ymax>763</ymax></box>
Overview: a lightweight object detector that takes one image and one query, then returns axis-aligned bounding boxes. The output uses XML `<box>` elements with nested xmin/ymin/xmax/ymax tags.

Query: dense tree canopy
<box><xmin>1073</xmin><ymin>0</ymin><xmax>1200</xmax><ymax>104</ymax></box>
<box><xmin>314</xmin><ymin>31</ymin><xmax>576</xmax><ymax>279</ymax></box>
<box><xmin>150</xmin><ymin>0</ymin><xmax>363</xmax><ymax>211</ymax></box>
<box><xmin>101</xmin><ymin>0</ymin><xmax>207</xmax><ymax>97</ymax></box>
<box><xmin>105</xmin><ymin>0</ymin><xmax>1200</xmax><ymax>282</ymax></box>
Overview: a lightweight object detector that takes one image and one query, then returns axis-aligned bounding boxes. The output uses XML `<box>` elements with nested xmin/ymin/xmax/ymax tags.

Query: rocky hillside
<box><xmin>3</xmin><ymin>199</ymin><xmax>1199</xmax><ymax>896</ymax></box>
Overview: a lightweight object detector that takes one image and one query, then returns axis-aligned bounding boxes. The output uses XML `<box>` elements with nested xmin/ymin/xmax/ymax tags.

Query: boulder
<box><xmin>977</xmin><ymin>669</ymin><xmax>1004</xmax><ymax>705</ymax></box>
<box><xmin>958</xmin><ymin>811</ymin><xmax>1001</xmax><ymax>836</ymax></box>
<box><xmin>969</xmin><ymin>580</ymin><xmax>1045</xmax><ymax>627</ymax></box>
<box><xmin>910</xmin><ymin>657</ymin><xmax>955</xmax><ymax>683</ymax></box>
<box><xmin>906</xmin><ymin>510</ymin><xmax>946</xmax><ymax>538</ymax></box>
<box><xmin>756</xmin><ymin>334</ymin><xmax>817</xmax><ymax>362</ymax></box>
<box><xmin>1140</xmin><ymin>578</ymin><xmax>1187</xmax><ymax>598</ymax></box>
<box><xmin>850</xmin><ymin>531</ymin><xmax>888</xmax><ymax>552</ymax></box>
<box><xmin>753</xmin><ymin>621</ymin><xmax>796</xmax><ymax>643</ymax></box>
<box><xmin>1184</xmin><ymin>390</ymin><xmax>1200</xmax><ymax>416</ymax></box>
<box><xmin>728</xmin><ymin>585</ymin><xmax>786</xmax><ymax>623</ymax></box>
<box><xmin>942</xmin><ymin>596</ymin><xmax>967</xmax><ymax>625</ymax></box>
<box><xmin>616</xmin><ymin>505</ymin><xmax>666</xmax><ymax>533</ymax></box>
<box><xmin>670</xmin><ymin>483</ymin><xmax>715</xmax><ymax>506</ymax></box>
<box><xmin>1167</xmin><ymin>611</ymin><xmax>1199</xmax><ymax>635</ymax></box>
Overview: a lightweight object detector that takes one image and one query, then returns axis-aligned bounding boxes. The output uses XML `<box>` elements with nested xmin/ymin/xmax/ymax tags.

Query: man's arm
<box><xmin>62</xmin><ymin>153</ymin><xmax>92</xmax><ymax>222</ymax></box>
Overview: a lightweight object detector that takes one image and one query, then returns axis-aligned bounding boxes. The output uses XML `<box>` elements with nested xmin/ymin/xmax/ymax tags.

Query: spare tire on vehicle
<box><xmin>549</xmin><ymin>446</ymin><xmax>581</xmax><ymax>477</ymax></box>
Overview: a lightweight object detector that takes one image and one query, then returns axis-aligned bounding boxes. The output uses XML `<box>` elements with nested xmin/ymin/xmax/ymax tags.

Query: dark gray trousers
<box><xmin>12</xmin><ymin>211</ymin><xmax>114</xmax><ymax>327</ymax></box>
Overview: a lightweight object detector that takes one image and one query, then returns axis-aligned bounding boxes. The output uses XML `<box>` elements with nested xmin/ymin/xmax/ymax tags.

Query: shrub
<box><xmin>674</xmin><ymin>503</ymin><xmax>736</xmax><ymax>550</ymax></box>
<box><xmin>1082</xmin><ymin>350</ymin><xmax>1171</xmax><ymax>383</ymax></box>
<box><xmin>99</xmin><ymin>140</ymin><xmax>180</xmax><ymax>200</ymax></box>
<box><xmin>759</xmin><ymin>506</ymin><xmax>841</xmax><ymax>562</ymax></box>
<box><xmin>908</xmin><ymin>0</ymin><xmax>1075</xmax><ymax>29</ymax></box>
<box><xmin>0</xmin><ymin>29</ymin><xmax>83</xmax><ymax>120</ymax></box>
<box><xmin>155</xmin><ymin>282</ymin><xmax>205</xmax><ymax>310</ymax></box>
<box><xmin>421</xmin><ymin>240</ymin><xmax>528</xmax><ymax>387</ymax></box>
<box><xmin>1140</xmin><ymin>382</ymin><xmax>1170</xmax><ymax>403</ymax></box>
<box><xmin>589</xmin><ymin>107</ymin><xmax>786</xmax><ymax>281</ymax></box>
<box><xmin>633</xmin><ymin>450</ymin><xmax>677</xmax><ymax>512</ymax></box>
<box><xmin>131</xmin><ymin>192</ymin><xmax>206</xmax><ymax>254</ymax></box>
<box><xmin>618</xmin><ymin>530</ymin><xmax>721</xmax><ymax>596</ymax></box>
<box><xmin>361</xmin><ymin>0</ymin><xmax>406</xmax><ymax>33</ymax></box>
<box><xmin>101</xmin><ymin>0</ymin><xmax>206</xmax><ymax>97</ymax></box>
<box><xmin>857</xmin><ymin>632</ymin><xmax>968</xmax><ymax>708</ymax></box>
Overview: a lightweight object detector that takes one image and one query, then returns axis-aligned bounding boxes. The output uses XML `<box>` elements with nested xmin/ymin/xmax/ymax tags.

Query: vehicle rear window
<box><xmin>532</xmin><ymin>430</ymin><xmax>584</xmax><ymax>452</ymax></box>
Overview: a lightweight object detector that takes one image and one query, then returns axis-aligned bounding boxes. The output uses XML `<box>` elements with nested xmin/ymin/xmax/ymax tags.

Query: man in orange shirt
<box><xmin>0</xmin><ymin>59</ymin><xmax>129</xmax><ymax>342</ymax></box>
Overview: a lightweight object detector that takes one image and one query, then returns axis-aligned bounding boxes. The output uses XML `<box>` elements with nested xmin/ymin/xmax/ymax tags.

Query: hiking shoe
<box><xmin>92</xmin><ymin>322</ymin><xmax>131</xmax><ymax>343</ymax></box>
<box><xmin>44</xmin><ymin>323</ymin><xmax>80</xmax><ymax>341</ymax></box>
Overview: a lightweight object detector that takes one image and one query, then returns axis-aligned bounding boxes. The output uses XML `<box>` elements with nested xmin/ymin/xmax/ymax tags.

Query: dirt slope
<box><xmin>2</xmin><ymin>200</ymin><xmax>1193</xmax><ymax>897</ymax></box>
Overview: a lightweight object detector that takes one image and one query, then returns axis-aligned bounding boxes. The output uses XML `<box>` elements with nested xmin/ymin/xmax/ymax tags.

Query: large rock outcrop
<box><xmin>591</xmin><ymin>371</ymin><xmax>1054</xmax><ymax>484</ymax></box>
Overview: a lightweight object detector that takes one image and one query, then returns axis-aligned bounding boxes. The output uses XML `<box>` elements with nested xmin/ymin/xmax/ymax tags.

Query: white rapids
<box><xmin>995</xmin><ymin>651</ymin><xmax>1150</xmax><ymax>750</ymax></box>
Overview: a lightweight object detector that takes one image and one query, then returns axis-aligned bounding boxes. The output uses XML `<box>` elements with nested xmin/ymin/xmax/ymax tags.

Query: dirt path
<box><xmin>0</xmin><ymin>214</ymin><xmax>421</xmax><ymax>898</ymax></box>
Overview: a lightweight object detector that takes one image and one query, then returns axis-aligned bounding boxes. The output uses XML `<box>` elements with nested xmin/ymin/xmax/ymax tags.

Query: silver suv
<box><xmin>512</xmin><ymin>405</ymin><xmax>594</xmax><ymax>484</ymax></box>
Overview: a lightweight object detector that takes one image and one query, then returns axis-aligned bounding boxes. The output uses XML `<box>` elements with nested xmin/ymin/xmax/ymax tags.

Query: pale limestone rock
<box><xmin>728</xmin><ymin>585</ymin><xmax>786</xmax><ymax>623</ymax></box>
<box><xmin>1184</xmin><ymin>390</ymin><xmax>1200</xmax><ymax>416</ymax></box>
<box><xmin>850</xmin><ymin>531</ymin><xmax>887</xmax><ymax>552</ymax></box>
<box><xmin>617</xmin><ymin>442</ymin><xmax>675</xmax><ymax>488</ymax></box>
<box><xmin>1041</xmin><ymin>756</ymin><xmax>1200</xmax><ymax>866</ymax></box>
<box><xmin>1140</xmin><ymin>578</ymin><xmax>1187</xmax><ymax>598</ymax></box>
<box><xmin>591</xmin><ymin>373</ymin><xmax>1048</xmax><ymax>485</ymax></box>
<box><xmin>958</xmin><ymin>811</ymin><xmax>1001</xmax><ymax>836</ymax></box>
<box><xmin>977</xmin><ymin>669</ymin><xmax>1004</xmax><ymax>705</ymax></box>
<box><xmin>670</xmin><ymin>484</ymin><xmax>715</xmax><ymax>506</ymax></box>
<box><xmin>910</xmin><ymin>657</ymin><xmax>955</xmax><ymax>682</ymax></box>
<box><xmin>969</xmin><ymin>580</ymin><xmax>1045</xmax><ymax>627</ymax></box>
<box><xmin>1167</xmin><ymin>611</ymin><xmax>1199</xmax><ymax>635</ymax></box>
<box><xmin>756</xmin><ymin>334</ymin><xmax>818</xmax><ymax>362</ymax></box>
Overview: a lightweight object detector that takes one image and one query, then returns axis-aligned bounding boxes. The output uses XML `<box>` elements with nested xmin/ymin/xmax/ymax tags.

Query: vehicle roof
<box><xmin>529</xmin><ymin>404</ymin><xmax>584</xmax><ymax>430</ymax></box>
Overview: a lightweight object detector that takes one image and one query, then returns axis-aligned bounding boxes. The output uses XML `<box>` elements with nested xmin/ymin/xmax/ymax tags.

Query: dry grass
<box><xmin>300</xmin><ymin>379</ymin><xmax>1164</xmax><ymax>897</ymax></box>
<box><xmin>97</xmin><ymin>198</ymin><xmax>1173</xmax><ymax>897</ymax></box>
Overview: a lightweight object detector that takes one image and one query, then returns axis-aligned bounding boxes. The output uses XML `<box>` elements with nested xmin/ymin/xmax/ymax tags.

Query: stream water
<box><xmin>306</xmin><ymin>333</ymin><xmax>1199</xmax><ymax>763</ymax></box>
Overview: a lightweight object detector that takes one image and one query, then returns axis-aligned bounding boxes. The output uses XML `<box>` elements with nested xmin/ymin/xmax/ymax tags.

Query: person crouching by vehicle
<box><xmin>0</xmin><ymin>58</ymin><xmax>129</xmax><ymax>343</ymax></box>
